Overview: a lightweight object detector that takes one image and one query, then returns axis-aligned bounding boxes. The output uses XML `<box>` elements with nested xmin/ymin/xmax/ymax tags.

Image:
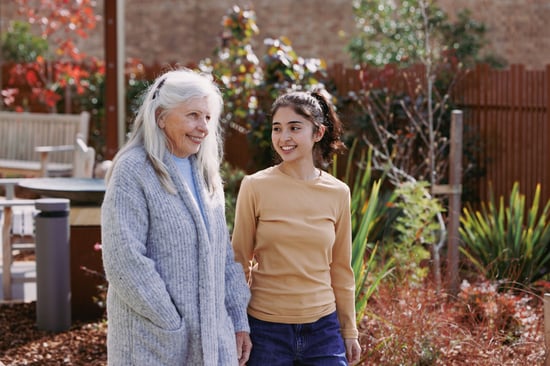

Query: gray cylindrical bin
<box><xmin>34</xmin><ymin>198</ymin><xmax>71</xmax><ymax>332</ymax></box>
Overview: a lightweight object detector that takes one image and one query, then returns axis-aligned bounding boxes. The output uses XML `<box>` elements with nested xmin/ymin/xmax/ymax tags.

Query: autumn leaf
<box><xmin>25</xmin><ymin>69</ymin><xmax>39</xmax><ymax>85</ymax></box>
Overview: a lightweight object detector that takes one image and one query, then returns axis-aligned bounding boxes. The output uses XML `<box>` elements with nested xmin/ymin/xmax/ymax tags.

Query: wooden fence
<box><xmin>454</xmin><ymin>64</ymin><xmax>550</xmax><ymax>207</ymax></box>
<box><xmin>326</xmin><ymin>63</ymin><xmax>550</xmax><ymax>207</ymax></box>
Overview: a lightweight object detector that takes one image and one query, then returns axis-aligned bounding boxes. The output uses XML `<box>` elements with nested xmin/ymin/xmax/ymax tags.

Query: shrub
<box><xmin>454</xmin><ymin>280</ymin><xmax>523</xmax><ymax>343</ymax></box>
<box><xmin>199</xmin><ymin>5</ymin><xmax>327</xmax><ymax>171</ymax></box>
<box><xmin>347</xmin><ymin>0</ymin><xmax>505</xmax><ymax>68</ymax></box>
<box><xmin>459</xmin><ymin>182</ymin><xmax>550</xmax><ymax>285</ymax></box>
<box><xmin>1</xmin><ymin>20</ymin><xmax>48</xmax><ymax>63</ymax></box>
<box><xmin>359</xmin><ymin>277</ymin><xmax>544</xmax><ymax>364</ymax></box>
<box><xmin>391</xmin><ymin>180</ymin><xmax>443</xmax><ymax>284</ymax></box>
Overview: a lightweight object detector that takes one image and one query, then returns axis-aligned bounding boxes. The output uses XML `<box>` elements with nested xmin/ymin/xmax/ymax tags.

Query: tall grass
<box><xmin>332</xmin><ymin>140</ymin><xmax>395</xmax><ymax>321</ymax></box>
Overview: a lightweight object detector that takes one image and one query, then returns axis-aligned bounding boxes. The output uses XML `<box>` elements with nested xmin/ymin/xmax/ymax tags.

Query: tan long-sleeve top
<box><xmin>231</xmin><ymin>165</ymin><xmax>358</xmax><ymax>339</ymax></box>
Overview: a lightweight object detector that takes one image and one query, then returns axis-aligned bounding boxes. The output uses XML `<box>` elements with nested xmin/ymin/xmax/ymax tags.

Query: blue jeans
<box><xmin>247</xmin><ymin>312</ymin><xmax>348</xmax><ymax>366</ymax></box>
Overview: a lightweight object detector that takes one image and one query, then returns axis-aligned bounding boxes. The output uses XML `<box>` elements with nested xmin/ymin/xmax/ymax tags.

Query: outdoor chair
<box><xmin>0</xmin><ymin>139</ymin><xmax>96</xmax><ymax>301</ymax></box>
<box><xmin>0</xmin><ymin>179</ymin><xmax>36</xmax><ymax>301</ymax></box>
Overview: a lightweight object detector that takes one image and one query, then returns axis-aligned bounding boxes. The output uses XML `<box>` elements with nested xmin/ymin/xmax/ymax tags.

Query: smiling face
<box><xmin>271</xmin><ymin>106</ymin><xmax>325</xmax><ymax>165</ymax></box>
<box><xmin>158</xmin><ymin>96</ymin><xmax>210</xmax><ymax>158</ymax></box>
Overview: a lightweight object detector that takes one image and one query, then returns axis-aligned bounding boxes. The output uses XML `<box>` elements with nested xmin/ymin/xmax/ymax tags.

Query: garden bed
<box><xmin>0</xmin><ymin>280</ymin><xmax>547</xmax><ymax>365</ymax></box>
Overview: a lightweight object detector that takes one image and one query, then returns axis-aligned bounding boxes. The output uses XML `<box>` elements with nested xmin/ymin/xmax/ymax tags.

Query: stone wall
<box><xmin>1</xmin><ymin>0</ymin><xmax>549</xmax><ymax>70</ymax></box>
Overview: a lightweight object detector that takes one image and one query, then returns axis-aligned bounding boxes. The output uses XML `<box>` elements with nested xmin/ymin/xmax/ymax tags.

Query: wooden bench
<box><xmin>0</xmin><ymin>111</ymin><xmax>94</xmax><ymax>178</ymax></box>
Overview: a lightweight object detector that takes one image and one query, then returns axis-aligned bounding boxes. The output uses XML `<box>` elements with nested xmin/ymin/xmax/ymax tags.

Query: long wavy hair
<box><xmin>106</xmin><ymin>67</ymin><xmax>224</xmax><ymax>195</ymax></box>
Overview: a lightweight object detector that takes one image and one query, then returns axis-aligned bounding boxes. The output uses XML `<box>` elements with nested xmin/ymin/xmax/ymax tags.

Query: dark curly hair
<box><xmin>271</xmin><ymin>89</ymin><xmax>346</xmax><ymax>167</ymax></box>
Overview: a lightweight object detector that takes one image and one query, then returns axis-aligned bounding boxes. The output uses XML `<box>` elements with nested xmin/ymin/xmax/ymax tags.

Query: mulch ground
<box><xmin>0</xmin><ymin>301</ymin><xmax>107</xmax><ymax>366</ymax></box>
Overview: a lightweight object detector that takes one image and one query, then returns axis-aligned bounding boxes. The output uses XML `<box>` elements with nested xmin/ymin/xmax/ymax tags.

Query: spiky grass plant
<box><xmin>459</xmin><ymin>182</ymin><xmax>550</xmax><ymax>285</ymax></box>
<box><xmin>332</xmin><ymin>140</ymin><xmax>395</xmax><ymax>321</ymax></box>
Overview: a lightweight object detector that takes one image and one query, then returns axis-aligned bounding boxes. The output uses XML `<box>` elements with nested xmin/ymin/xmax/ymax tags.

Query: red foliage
<box><xmin>358</xmin><ymin>279</ymin><xmax>546</xmax><ymax>365</ymax></box>
<box><xmin>1</xmin><ymin>0</ymin><xmax>103</xmax><ymax>112</ymax></box>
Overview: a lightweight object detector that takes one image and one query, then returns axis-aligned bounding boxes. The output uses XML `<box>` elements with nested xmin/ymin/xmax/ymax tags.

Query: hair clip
<box><xmin>152</xmin><ymin>78</ymin><xmax>166</xmax><ymax>100</ymax></box>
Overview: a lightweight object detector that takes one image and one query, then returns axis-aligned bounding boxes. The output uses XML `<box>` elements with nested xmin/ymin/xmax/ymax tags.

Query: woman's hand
<box><xmin>236</xmin><ymin>331</ymin><xmax>252</xmax><ymax>366</ymax></box>
<box><xmin>344</xmin><ymin>337</ymin><xmax>362</xmax><ymax>365</ymax></box>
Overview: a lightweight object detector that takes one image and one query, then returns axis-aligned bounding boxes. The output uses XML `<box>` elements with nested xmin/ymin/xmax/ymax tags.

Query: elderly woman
<box><xmin>101</xmin><ymin>68</ymin><xmax>251</xmax><ymax>365</ymax></box>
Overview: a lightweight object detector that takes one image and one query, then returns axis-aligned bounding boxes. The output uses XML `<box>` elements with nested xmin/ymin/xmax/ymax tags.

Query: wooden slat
<box><xmin>449</xmin><ymin>63</ymin><xmax>546</xmax><ymax>205</ymax></box>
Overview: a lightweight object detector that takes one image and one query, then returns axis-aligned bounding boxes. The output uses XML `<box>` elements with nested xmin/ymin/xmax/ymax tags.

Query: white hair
<box><xmin>107</xmin><ymin>68</ymin><xmax>224</xmax><ymax>195</ymax></box>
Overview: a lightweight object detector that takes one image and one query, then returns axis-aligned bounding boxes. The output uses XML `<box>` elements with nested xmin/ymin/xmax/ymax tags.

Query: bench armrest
<box><xmin>35</xmin><ymin>145</ymin><xmax>75</xmax><ymax>153</ymax></box>
<box><xmin>34</xmin><ymin>145</ymin><xmax>75</xmax><ymax>177</ymax></box>
<box><xmin>73</xmin><ymin>135</ymin><xmax>96</xmax><ymax>178</ymax></box>
<box><xmin>33</xmin><ymin>135</ymin><xmax>95</xmax><ymax>178</ymax></box>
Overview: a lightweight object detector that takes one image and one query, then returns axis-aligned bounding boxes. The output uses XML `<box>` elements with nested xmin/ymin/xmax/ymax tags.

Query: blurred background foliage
<box><xmin>1</xmin><ymin>2</ymin><xmax>548</xmax><ymax>322</ymax></box>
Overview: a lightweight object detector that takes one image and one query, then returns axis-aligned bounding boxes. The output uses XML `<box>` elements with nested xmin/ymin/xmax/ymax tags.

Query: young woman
<box><xmin>232</xmin><ymin>90</ymin><xmax>362</xmax><ymax>365</ymax></box>
<box><xmin>101</xmin><ymin>68</ymin><xmax>251</xmax><ymax>365</ymax></box>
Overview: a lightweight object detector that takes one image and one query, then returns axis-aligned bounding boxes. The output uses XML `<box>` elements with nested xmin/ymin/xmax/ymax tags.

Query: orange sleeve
<box><xmin>331</xmin><ymin>187</ymin><xmax>358</xmax><ymax>339</ymax></box>
<box><xmin>231</xmin><ymin>176</ymin><xmax>257</xmax><ymax>283</ymax></box>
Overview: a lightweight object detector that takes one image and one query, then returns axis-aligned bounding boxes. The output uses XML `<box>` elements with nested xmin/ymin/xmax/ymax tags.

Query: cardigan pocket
<box><xmin>131</xmin><ymin>315</ymin><xmax>188</xmax><ymax>364</ymax></box>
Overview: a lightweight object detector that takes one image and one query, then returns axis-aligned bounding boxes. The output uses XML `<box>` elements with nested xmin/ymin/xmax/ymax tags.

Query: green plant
<box><xmin>343</xmin><ymin>1</ymin><xmax>492</xmax><ymax>292</ymax></box>
<box><xmin>439</xmin><ymin>9</ymin><xmax>507</xmax><ymax>68</ymax></box>
<box><xmin>247</xmin><ymin>36</ymin><xmax>327</xmax><ymax>169</ymax></box>
<box><xmin>199</xmin><ymin>5</ymin><xmax>327</xmax><ymax>171</ymax></box>
<box><xmin>392</xmin><ymin>180</ymin><xmax>443</xmax><ymax>284</ymax></box>
<box><xmin>199</xmin><ymin>5</ymin><xmax>262</xmax><ymax>135</ymax></box>
<box><xmin>343</xmin><ymin>0</ymin><xmax>499</xmax><ymax>207</ymax></box>
<box><xmin>347</xmin><ymin>0</ymin><xmax>505</xmax><ymax>68</ymax></box>
<box><xmin>1</xmin><ymin>20</ymin><xmax>48</xmax><ymax>62</ymax></box>
<box><xmin>332</xmin><ymin>140</ymin><xmax>395</xmax><ymax>321</ymax></box>
<box><xmin>347</xmin><ymin>0</ymin><xmax>445</xmax><ymax>67</ymax></box>
<box><xmin>459</xmin><ymin>182</ymin><xmax>550</xmax><ymax>285</ymax></box>
<box><xmin>221</xmin><ymin>161</ymin><xmax>246</xmax><ymax>233</ymax></box>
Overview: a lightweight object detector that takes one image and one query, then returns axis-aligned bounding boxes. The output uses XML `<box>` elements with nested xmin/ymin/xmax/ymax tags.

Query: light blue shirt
<box><xmin>171</xmin><ymin>154</ymin><xmax>208</xmax><ymax>226</ymax></box>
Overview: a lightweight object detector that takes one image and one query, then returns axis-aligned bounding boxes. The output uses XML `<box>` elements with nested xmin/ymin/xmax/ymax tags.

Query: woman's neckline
<box><xmin>276</xmin><ymin>164</ymin><xmax>322</xmax><ymax>181</ymax></box>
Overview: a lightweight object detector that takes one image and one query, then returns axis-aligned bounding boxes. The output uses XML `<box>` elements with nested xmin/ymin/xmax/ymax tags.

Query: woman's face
<box><xmin>271</xmin><ymin>106</ymin><xmax>324</xmax><ymax>164</ymax></box>
<box><xmin>158</xmin><ymin>96</ymin><xmax>210</xmax><ymax>158</ymax></box>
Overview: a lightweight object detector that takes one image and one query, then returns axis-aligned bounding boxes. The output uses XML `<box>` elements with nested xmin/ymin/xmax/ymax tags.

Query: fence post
<box><xmin>447</xmin><ymin>110</ymin><xmax>463</xmax><ymax>296</ymax></box>
<box><xmin>34</xmin><ymin>198</ymin><xmax>71</xmax><ymax>332</ymax></box>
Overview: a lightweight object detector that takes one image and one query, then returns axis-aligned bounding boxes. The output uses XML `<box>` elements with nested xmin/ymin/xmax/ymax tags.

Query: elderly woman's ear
<box><xmin>156</xmin><ymin>110</ymin><xmax>165</xmax><ymax>128</ymax></box>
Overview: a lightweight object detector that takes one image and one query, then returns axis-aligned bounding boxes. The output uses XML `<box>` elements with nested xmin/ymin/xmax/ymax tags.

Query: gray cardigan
<box><xmin>101</xmin><ymin>146</ymin><xmax>250</xmax><ymax>365</ymax></box>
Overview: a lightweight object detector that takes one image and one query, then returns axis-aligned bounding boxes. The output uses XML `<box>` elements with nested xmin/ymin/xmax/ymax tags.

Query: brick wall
<box><xmin>118</xmin><ymin>0</ymin><xmax>357</xmax><ymax>67</ymax></box>
<box><xmin>437</xmin><ymin>0</ymin><xmax>550</xmax><ymax>69</ymax></box>
<box><xmin>1</xmin><ymin>0</ymin><xmax>549</xmax><ymax>70</ymax></box>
